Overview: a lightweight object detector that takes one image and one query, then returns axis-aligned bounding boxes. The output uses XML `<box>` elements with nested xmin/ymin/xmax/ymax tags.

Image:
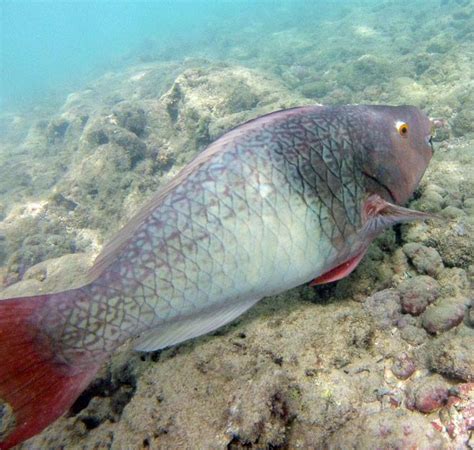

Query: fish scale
<box><xmin>0</xmin><ymin>104</ymin><xmax>435</xmax><ymax>449</ymax></box>
<box><xmin>49</xmin><ymin>110</ymin><xmax>348</xmax><ymax>363</ymax></box>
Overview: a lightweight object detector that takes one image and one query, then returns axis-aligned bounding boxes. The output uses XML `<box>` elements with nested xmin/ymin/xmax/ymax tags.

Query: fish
<box><xmin>0</xmin><ymin>104</ymin><xmax>435</xmax><ymax>448</ymax></box>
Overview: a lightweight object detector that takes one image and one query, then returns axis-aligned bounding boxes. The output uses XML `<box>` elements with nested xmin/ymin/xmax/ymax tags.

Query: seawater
<box><xmin>2</xmin><ymin>0</ymin><xmax>371</xmax><ymax>111</ymax></box>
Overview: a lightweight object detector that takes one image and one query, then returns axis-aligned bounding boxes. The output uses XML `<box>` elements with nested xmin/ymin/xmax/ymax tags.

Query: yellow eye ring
<box><xmin>396</xmin><ymin>121</ymin><xmax>409</xmax><ymax>137</ymax></box>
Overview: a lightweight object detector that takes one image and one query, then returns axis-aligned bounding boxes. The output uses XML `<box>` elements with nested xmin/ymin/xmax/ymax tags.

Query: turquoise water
<box><xmin>1</xmin><ymin>0</ymin><xmax>357</xmax><ymax>110</ymax></box>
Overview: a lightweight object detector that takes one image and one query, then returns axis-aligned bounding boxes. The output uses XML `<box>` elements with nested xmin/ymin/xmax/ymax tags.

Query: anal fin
<box><xmin>134</xmin><ymin>296</ymin><xmax>261</xmax><ymax>352</ymax></box>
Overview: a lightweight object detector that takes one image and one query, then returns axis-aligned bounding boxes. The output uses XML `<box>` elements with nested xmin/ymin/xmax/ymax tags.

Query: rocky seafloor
<box><xmin>0</xmin><ymin>0</ymin><xmax>473</xmax><ymax>448</ymax></box>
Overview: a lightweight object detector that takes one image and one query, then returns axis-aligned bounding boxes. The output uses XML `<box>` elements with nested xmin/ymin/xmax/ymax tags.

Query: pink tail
<box><xmin>0</xmin><ymin>294</ymin><xmax>101</xmax><ymax>449</ymax></box>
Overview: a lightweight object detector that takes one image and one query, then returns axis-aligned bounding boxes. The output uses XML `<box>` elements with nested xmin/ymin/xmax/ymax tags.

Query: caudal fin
<box><xmin>0</xmin><ymin>294</ymin><xmax>101</xmax><ymax>449</ymax></box>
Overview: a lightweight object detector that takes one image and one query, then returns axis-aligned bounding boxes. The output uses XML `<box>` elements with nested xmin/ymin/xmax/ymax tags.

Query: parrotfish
<box><xmin>0</xmin><ymin>105</ymin><xmax>435</xmax><ymax>448</ymax></box>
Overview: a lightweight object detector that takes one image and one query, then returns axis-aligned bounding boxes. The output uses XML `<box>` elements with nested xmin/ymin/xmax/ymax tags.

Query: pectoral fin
<box><xmin>311</xmin><ymin>196</ymin><xmax>437</xmax><ymax>287</ymax></box>
<box><xmin>362</xmin><ymin>194</ymin><xmax>437</xmax><ymax>237</ymax></box>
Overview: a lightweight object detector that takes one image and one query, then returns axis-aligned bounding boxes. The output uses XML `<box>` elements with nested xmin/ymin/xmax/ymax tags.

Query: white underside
<box><xmin>134</xmin><ymin>186</ymin><xmax>338</xmax><ymax>352</ymax></box>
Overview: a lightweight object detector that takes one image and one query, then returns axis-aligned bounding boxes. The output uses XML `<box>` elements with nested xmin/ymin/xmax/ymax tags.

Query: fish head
<box><xmin>360</xmin><ymin>105</ymin><xmax>434</xmax><ymax>205</ymax></box>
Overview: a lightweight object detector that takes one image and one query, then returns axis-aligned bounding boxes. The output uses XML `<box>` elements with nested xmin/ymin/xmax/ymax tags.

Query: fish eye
<box><xmin>396</xmin><ymin>121</ymin><xmax>409</xmax><ymax>137</ymax></box>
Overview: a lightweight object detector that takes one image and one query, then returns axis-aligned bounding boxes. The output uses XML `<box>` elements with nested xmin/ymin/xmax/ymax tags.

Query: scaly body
<box><xmin>40</xmin><ymin>106</ymin><xmax>367</xmax><ymax>364</ymax></box>
<box><xmin>0</xmin><ymin>105</ymin><xmax>435</xmax><ymax>448</ymax></box>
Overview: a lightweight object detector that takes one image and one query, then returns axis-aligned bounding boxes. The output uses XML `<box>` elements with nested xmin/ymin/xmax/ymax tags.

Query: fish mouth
<box><xmin>427</xmin><ymin>135</ymin><xmax>434</xmax><ymax>153</ymax></box>
<box><xmin>362</xmin><ymin>171</ymin><xmax>398</xmax><ymax>204</ymax></box>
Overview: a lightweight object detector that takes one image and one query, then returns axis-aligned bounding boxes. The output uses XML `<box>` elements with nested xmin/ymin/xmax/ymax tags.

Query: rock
<box><xmin>403</xmin><ymin>243</ymin><xmax>444</xmax><ymax>277</ymax></box>
<box><xmin>224</xmin><ymin>371</ymin><xmax>295</xmax><ymax>447</ymax></box>
<box><xmin>326</xmin><ymin>409</ymin><xmax>446</xmax><ymax>449</ymax></box>
<box><xmin>437</xmin><ymin>267</ymin><xmax>469</xmax><ymax>297</ymax></box>
<box><xmin>402</xmin><ymin>221</ymin><xmax>431</xmax><ymax>244</ymax></box>
<box><xmin>464</xmin><ymin>197</ymin><xmax>474</xmax><ymax>215</ymax></box>
<box><xmin>46</xmin><ymin>118</ymin><xmax>70</xmax><ymax>143</ymax></box>
<box><xmin>113</xmin><ymin>103</ymin><xmax>147</xmax><ymax>136</ymax></box>
<box><xmin>338</xmin><ymin>54</ymin><xmax>390</xmax><ymax>90</ymax></box>
<box><xmin>0</xmin><ymin>253</ymin><xmax>93</xmax><ymax>299</ymax></box>
<box><xmin>398</xmin><ymin>275</ymin><xmax>440</xmax><ymax>316</ymax></box>
<box><xmin>396</xmin><ymin>314</ymin><xmax>417</xmax><ymax>328</ymax></box>
<box><xmin>467</xmin><ymin>305</ymin><xmax>474</xmax><ymax>328</ymax></box>
<box><xmin>412</xmin><ymin>186</ymin><xmax>445</xmax><ymax>213</ymax></box>
<box><xmin>363</xmin><ymin>288</ymin><xmax>401</xmax><ymax>327</ymax></box>
<box><xmin>299</xmin><ymin>80</ymin><xmax>330</xmax><ymax>98</ymax></box>
<box><xmin>451</xmin><ymin>108</ymin><xmax>474</xmax><ymax>137</ymax></box>
<box><xmin>109</xmin><ymin>128</ymin><xmax>147</xmax><ymax>165</ymax></box>
<box><xmin>421</xmin><ymin>297</ymin><xmax>468</xmax><ymax>334</ymax></box>
<box><xmin>391</xmin><ymin>353</ymin><xmax>416</xmax><ymax>380</ymax></box>
<box><xmin>414</xmin><ymin>53</ymin><xmax>432</xmax><ymax>76</ymax></box>
<box><xmin>49</xmin><ymin>192</ymin><xmax>78</xmax><ymax>211</ymax></box>
<box><xmin>406</xmin><ymin>375</ymin><xmax>449</xmax><ymax>413</ymax></box>
<box><xmin>426</xmin><ymin>218</ymin><xmax>473</xmax><ymax>269</ymax></box>
<box><xmin>441</xmin><ymin>206</ymin><xmax>466</xmax><ymax>219</ymax></box>
<box><xmin>399</xmin><ymin>324</ymin><xmax>428</xmax><ymax>346</ymax></box>
<box><xmin>87</xmin><ymin>127</ymin><xmax>109</xmax><ymax>146</ymax></box>
<box><xmin>425</xmin><ymin>184</ymin><xmax>447</xmax><ymax>197</ymax></box>
<box><xmin>426</xmin><ymin>34</ymin><xmax>454</xmax><ymax>54</ymax></box>
<box><xmin>428</xmin><ymin>333</ymin><xmax>474</xmax><ymax>381</ymax></box>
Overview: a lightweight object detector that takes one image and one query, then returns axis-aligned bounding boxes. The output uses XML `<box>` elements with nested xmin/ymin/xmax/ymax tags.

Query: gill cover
<box><xmin>360</xmin><ymin>105</ymin><xmax>433</xmax><ymax>205</ymax></box>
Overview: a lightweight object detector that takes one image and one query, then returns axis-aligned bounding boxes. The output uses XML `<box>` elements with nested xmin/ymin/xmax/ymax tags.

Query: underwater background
<box><xmin>1</xmin><ymin>0</ymin><xmax>473</xmax><ymax>448</ymax></box>
<box><xmin>2</xmin><ymin>0</ymin><xmax>354</xmax><ymax>110</ymax></box>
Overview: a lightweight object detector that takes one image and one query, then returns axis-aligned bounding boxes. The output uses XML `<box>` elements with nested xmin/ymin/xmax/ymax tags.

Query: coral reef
<box><xmin>0</xmin><ymin>0</ymin><xmax>473</xmax><ymax>448</ymax></box>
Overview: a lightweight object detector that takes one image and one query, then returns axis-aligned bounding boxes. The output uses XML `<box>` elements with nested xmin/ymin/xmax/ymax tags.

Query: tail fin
<box><xmin>0</xmin><ymin>294</ymin><xmax>101</xmax><ymax>449</ymax></box>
